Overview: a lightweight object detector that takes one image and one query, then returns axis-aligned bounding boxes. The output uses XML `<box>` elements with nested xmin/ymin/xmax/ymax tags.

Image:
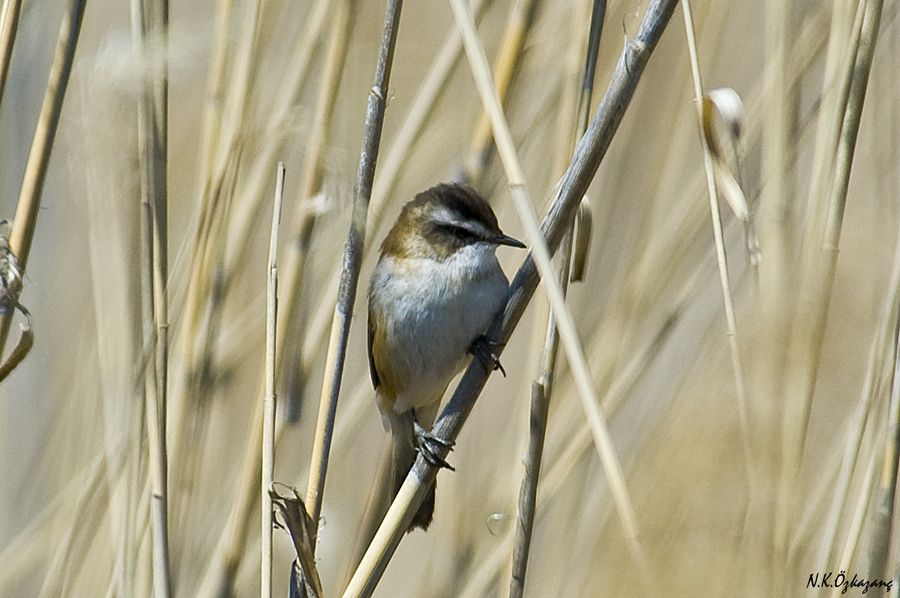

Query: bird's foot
<box><xmin>469</xmin><ymin>335</ymin><xmax>506</xmax><ymax>377</ymax></box>
<box><xmin>413</xmin><ymin>421</ymin><xmax>455</xmax><ymax>471</ymax></box>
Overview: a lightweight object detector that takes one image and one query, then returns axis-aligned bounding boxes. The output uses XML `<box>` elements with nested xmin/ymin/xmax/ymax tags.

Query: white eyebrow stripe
<box><xmin>432</xmin><ymin>206</ymin><xmax>460</xmax><ymax>226</ymax></box>
<box><xmin>431</xmin><ymin>206</ymin><xmax>492</xmax><ymax>238</ymax></box>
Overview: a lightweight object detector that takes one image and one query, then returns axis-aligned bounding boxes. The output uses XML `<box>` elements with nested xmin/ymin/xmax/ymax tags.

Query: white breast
<box><xmin>370</xmin><ymin>244</ymin><xmax>509</xmax><ymax>414</ymax></box>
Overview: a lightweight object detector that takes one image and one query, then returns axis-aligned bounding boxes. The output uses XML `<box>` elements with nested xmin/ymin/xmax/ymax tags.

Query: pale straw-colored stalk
<box><xmin>463</xmin><ymin>0</ymin><xmax>540</xmax><ymax>187</ymax></box>
<box><xmin>194</xmin><ymin>0</ymin><xmax>234</xmax><ymax>197</ymax></box>
<box><xmin>186</xmin><ymin>5</ymin><xmax>333</xmax><ymax>581</ymax></box>
<box><xmin>131</xmin><ymin>0</ymin><xmax>171</xmax><ymax>594</ymax></box>
<box><xmin>261</xmin><ymin>163</ymin><xmax>284</xmax><ymax>598</ymax></box>
<box><xmin>680</xmin><ymin>0</ymin><xmax>753</xmax><ymax>480</ymax></box>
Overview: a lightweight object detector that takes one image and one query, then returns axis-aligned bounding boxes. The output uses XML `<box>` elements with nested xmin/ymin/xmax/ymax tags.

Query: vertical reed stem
<box><xmin>305</xmin><ymin>0</ymin><xmax>404</xmax><ymax>538</ymax></box>
<box><xmin>132</xmin><ymin>0</ymin><xmax>170</xmax><ymax>594</ymax></box>
<box><xmin>262</xmin><ymin>163</ymin><xmax>285</xmax><ymax>598</ymax></box>
<box><xmin>509</xmin><ymin>2</ymin><xmax>605</xmax><ymax>596</ymax></box>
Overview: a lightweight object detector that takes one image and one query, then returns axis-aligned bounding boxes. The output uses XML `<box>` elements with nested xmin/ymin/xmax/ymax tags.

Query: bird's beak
<box><xmin>492</xmin><ymin>233</ymin><xmax>526</xmax><ymax>249</ymax></box>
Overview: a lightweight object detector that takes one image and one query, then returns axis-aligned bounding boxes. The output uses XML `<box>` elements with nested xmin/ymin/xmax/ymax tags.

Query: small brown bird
<box><xmin>367</xmin><ymin>183</ymin><xmax>525</xmax><ymax>531</ymax></box>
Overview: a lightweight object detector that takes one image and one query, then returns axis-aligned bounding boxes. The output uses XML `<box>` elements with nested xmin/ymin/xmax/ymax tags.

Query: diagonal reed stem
<box><xmin>463</xmin><ymin>0</ymin><xmax>540</xmax><ymax>188</ymax></box>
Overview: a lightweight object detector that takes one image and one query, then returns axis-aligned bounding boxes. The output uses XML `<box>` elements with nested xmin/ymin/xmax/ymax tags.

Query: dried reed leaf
<box><xmin>701</xmin><ymin>87</ymin><xmax>749</xmax><ymax>222</ymax></box>
<box><xmin>0</xmin><ymin>317</ymin><xmax>33</xmax><ymax>382</ymax></box>
<box><xmin>270</xmin><ymin>485</ymin><xmax>323</xmax><ymax>598</ymax></box>
<box><xmin>570</xmin><ymin>196</ymin><xmax>593</xmax><ymax>282</ymax></box>
<box><xmin>0</xmin><ymin>224</ymin><xmax>31</xmax><ymax>381</ymax></box>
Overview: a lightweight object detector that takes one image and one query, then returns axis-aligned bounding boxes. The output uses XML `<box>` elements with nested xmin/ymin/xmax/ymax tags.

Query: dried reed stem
<box><xmin>168</xmin><ymin>0</ymin><xmax>267</xmax><ymax>464</ymax></box>
<box><xmin>803</xmin><ymin>0</ymin><xmax>861</xmax><ymax>243</ymax></box>
<box><xmin>509</xmin><ymin>2</ymin><xmax>605</xmax><ymax>596</ymax></box>
<box><xmin>281</xmin><ymin>0</ymin><xmax>495</xmax><ymax>383</ymax></box>
<box><xmin>463</xmin><ymin>0</ymin><xmax>539</xmax><ymax>187</ymax></box>
<box><xmin>305</xmin><ymin>0</ymin><xmax>404</xmax><ymax>534</ymax></box>
<box><xmin>270</xmin><ymin>486</ymin><xmax>323</xmax><ymax>598</ymax></box>
<box><xmin>508</xmin><ymin>380</ymin><xmax>547</xmax><ymax>597</ymax></box>
<box><xmin>221</xmin><ymin>0</ymin><xmax>263</xmax><ymax>159</ymax></box>
<box><xmin>0</xmin><ymin>0</ymin><xmax>21</xmax><ymax>105</ymax></box>
<box><xmin>261</xmin><ymin>163</ymin><xmax>285</xmax><ymax>598</ymax></box>
<box><xmin>132</xmin><ymin>0</ymin><xmax>171</xmax><ymax>594</ymax></box>
<box><xmin>194</xmin><ymin>0</ymin><xmax>234</xmax><ymax>195</ymax></box>
<box><xmin>822</xmin><ymin>0</ymin><xmax>883</xmax><ymax>260</ymax></box>
<box><xmin>680</xmin><ymin>0</ymin><xmax>753</xmax><ymax>479</ymax></box>
<box><xmin>756</xmin><ymin>0</ymin><xmax>793</xmax><ymax>411</ymax></box>
<box><xmin>176</xmin><ymin>0</ymin><xmax>328</xmax><ymax>397</ymax></box>
<box><xmin>342</xmin><ymin>1</ymin><xmax>677</xmax><ymax>594</ymax></box>
<box><xmin>0</xmin><ymin>0</ymin><xmax>86</xmax><ymax>365</ymax></box>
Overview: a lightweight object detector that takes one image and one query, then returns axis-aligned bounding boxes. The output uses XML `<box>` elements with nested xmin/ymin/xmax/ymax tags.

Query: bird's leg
<box><xmin>411</xmin><ymin>413</ymin><xmax>455</xmax><ymax>471</ymax></box>
<box><xmin>469</xmin><ymin>334</ymin><xmax>506</xmax><ymax>377</ymax></box>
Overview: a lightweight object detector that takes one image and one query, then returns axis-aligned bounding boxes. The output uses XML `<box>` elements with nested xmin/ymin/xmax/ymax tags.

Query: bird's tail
<box><xmin>390</xmin><ymin>430</ymin><xmax>436</xmax><ymax>532</ymax></box>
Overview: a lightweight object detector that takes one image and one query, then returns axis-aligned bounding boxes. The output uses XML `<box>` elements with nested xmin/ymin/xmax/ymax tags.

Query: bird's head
<box><xmin>380</xmin><ymin>183</ymin><xmax>526</xmax><ymax>261</ymax></box>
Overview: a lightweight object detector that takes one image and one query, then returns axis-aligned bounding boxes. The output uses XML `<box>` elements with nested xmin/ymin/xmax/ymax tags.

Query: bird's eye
<box><xmin>441</xmin><ymin>224</ymin><xmax>477</xmax><ymax>242</ymax></box>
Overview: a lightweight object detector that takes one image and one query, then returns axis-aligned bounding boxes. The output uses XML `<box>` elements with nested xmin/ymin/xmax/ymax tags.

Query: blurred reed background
<box><xmin>0</xmin><ymin>0</ymin><xmax>897</xmax><ymax>596</ymax></box>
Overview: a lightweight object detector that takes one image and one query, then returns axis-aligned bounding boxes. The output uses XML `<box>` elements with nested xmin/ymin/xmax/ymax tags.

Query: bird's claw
<box><xmin>413</xmin><ymin>421</ymin><xmax>455</xmax><ymax>471</ymax></box>
<box><xmin>470</xmin><ymin>335</ymin><xmax>506</xmax><ymax>377</ymax></box>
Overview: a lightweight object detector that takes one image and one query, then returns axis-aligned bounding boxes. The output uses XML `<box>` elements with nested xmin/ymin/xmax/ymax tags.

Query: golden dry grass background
<box><xmin>0</xmin><ymin>0</ymin><xmax>897</xmax><ymax>596</ymax></box>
